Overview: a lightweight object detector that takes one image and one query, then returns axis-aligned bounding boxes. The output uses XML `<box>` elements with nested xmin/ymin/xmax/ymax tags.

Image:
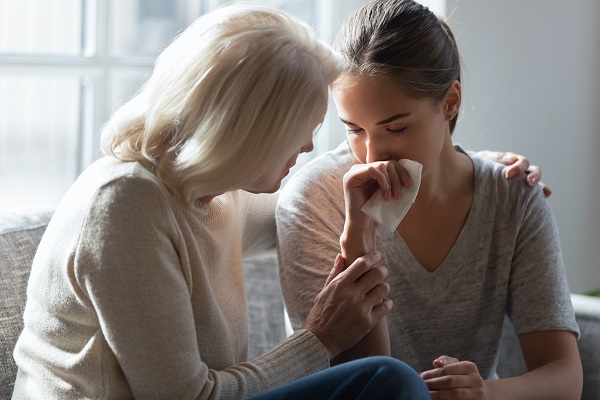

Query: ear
<box><xmin>444</xmin><ymin>80</ymin><xmax>461</xmax><ymax>121</ymax></box>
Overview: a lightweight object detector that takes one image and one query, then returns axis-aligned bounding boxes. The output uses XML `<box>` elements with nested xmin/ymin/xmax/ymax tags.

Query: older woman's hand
<box><xmin>303</xmin><ymin>251</ymin><xmax>392</xmax><ymax>360</ymax></box>
<box><xmin>477</xmin><ymin>150</ymin><xmax>551</xmax><ymax>197</ymax></box>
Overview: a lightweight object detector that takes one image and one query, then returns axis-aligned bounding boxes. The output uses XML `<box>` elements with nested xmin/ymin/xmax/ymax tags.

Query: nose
<box><xmin>300</xmin><ymin>139</ymin><xmax>314</xmax><ymax>154</ymax></box>
<box><xmin>365</xmin><ymin>136</ymin><xmax>388</xmax><ymax>163</ymax></box>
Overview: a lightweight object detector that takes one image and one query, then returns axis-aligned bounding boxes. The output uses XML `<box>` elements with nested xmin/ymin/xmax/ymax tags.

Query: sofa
<box><xmin>1</xmin><ymin>207</ymin><xmax>599</xmax><ymax>399</ymax></box>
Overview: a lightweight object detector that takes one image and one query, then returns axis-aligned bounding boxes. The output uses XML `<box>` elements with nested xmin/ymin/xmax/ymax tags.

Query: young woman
<box><xmin>12</xmin><ymin>5</ymin><xmax>431</xmax><ymax>399</ymax></box>
<box><xmin>277</xmin><ymin>1</ymin><xmax>582</xmax><ymax>399</ymax></box>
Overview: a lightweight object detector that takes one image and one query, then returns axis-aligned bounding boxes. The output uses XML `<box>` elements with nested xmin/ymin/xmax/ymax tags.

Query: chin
<box><xmin>264</xmin><ymin>181</ymin><xmax>282</xmax><ymax>193</ymax></box>
<box><xmin>246</xmin><ymin>180</ymin><xmax>282</xmax><ymax>194</ymax></box>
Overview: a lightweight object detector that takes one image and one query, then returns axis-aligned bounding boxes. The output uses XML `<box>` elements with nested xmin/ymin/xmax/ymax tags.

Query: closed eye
<box><xmin>387</xmin><ymin>127</ymin><xmax>408</xmax><ymax>135</ymax></box>
<box><xmin>345</xmin><ymin>127</ymin><xmax>364</xmax><ymax>135</ymax></box>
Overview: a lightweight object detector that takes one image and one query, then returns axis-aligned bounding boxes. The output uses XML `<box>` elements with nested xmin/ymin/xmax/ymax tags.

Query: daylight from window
<box><xmin>0</xmin><ymin>0</ymin><xmax>445</xmax><ymax>208</ymax></box>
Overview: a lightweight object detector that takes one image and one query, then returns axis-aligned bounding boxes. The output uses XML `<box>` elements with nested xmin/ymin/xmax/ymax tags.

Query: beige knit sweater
<box><xmin>12</xmin><ymin>157</ymin><xmax>328</xmax><ymax>400</ymax></box>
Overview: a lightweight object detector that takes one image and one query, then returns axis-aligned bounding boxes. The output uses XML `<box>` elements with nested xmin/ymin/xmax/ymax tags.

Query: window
<box><xmin>0</xmin><ymin>0</ymin><xmax>444</xmax><ymax>208</ymax></box>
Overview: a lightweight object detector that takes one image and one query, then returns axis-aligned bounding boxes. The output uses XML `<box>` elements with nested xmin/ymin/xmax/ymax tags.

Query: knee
<box><xmin>365</xmin><ymin>356</ymin><xmax>429</xmax><ymax>397</ymax></box>
<box><xmin>369</xmin><ymin>356</ymin><xmax>418</xmax><ymax>378</ymax></box>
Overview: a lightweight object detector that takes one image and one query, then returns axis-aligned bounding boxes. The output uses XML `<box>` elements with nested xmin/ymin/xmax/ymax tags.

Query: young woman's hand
<box><xmin>342</xmin><ymin>160</ymin><xmax>412</xmax><ymax>228</ymax></box>
<box><xmin>303</xmin><ymin>251</ymin><xmax>392</xmax><ymax>360</ymax></box>
<box><xmin>477</xmin><ymin>150</ymin><xmax>551</xmax><ymax>197</ymax></box>
<box><xmin>420</xmin><ymin>355</ymin><xmax>489</xmax><ymax>399</ymax></box>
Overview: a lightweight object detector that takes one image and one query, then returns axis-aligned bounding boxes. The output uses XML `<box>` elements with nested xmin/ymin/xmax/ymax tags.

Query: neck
<box><xmin>414</xmin><ymin>138</ymin><xmax>472</xmax><ymax>206</ymax></box>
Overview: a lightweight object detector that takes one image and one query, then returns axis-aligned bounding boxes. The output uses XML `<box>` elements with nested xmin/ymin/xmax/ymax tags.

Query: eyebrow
<box><xmin>339</xmin><ymin>113</ymin><xmax>411</xmax><ymax>126</ymax></box>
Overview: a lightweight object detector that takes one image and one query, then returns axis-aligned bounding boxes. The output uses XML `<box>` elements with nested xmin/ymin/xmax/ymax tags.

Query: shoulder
<box><xmin>463</xmin><ymin>147</ymin><xmax>546</xmax><ymax>214</ymax></box>
<box><xmin>54</xmin><ymin>157</ymin><xmax>179</xmax><ymax>232</ymax></box>
<box><xmin>91</xmin><ymin>158</ymin><xmax>173</xmax><ymax>210</ymax></box>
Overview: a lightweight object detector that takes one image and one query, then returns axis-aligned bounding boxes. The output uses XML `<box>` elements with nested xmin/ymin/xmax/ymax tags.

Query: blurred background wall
<box><xmin>446</xmin><ymin>0</ymin><xmax>600</xmax><ymax>293</ymax></box>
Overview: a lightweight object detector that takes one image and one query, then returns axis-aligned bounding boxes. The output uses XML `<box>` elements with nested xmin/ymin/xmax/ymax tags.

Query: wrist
<box><xmin>340</xmin><ymin>223</ymin><xmax>377</xmax><ymax>259</ymax></box>
<box><xmin>304</xmin><ymin>325</ymin><xmax>338</xmax><ymax>360</ymax></box>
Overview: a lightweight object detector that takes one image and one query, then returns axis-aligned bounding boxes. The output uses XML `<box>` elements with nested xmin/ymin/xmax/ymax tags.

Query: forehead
<box><xmin>332</xmin><ymin>74</ymin><xmax>434</xmax><ymax>122</ymax></box>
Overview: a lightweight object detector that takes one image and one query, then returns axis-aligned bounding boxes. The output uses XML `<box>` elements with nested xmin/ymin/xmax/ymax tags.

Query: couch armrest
<box><xmin>0</xmin><ymin>207</ymin><xmax>53</xmax><ymax>398</ymax></box>
<box><xmin>571</xmin><ymin>294</ymin><xmax>600</xmax><ymax>400</ymax></box>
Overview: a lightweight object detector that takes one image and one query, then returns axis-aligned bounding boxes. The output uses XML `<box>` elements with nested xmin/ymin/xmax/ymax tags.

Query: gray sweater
<box><xmin>13</xmin><ymin>156</ymin><xmax>328</xmax><ymax>400</ymax></box>
<box><xmin>277</xmin><ymin>141</ymin><xmax>579</xmax><ymax>379</ymax></box>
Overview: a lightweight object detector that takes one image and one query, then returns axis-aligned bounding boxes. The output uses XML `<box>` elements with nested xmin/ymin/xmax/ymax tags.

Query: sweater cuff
<box><xmin>252</xmin><ymin>328</ymin><xmax>330</xmax><ymax>390</ymax></box>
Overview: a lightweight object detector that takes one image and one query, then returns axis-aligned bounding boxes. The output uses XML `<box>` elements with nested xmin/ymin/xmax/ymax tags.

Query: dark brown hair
<box><xmin>334</xmin><ymin>0</ymin><xmax>462</xmax><ymax>133</ymax></box>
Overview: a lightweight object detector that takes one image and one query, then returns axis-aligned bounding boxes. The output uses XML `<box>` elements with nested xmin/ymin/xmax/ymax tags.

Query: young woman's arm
<box><xmin>420</xmin><ymin>330</ymin><xmax>582</xmax><ymax>400</ymax></box>
<box><xmin>331</xmin><ymin>160</ymin><xmax>411</xmax><ymax>365</ymax></box>
<box><xmin>487</xmin><ymin>330</ymin><xmax>582</xmax><ymax>399</ymax></box>
<box><xmin>421</xmin><ymin>173</ymin><xmax>581</xmax><ymax>399</ymax></box>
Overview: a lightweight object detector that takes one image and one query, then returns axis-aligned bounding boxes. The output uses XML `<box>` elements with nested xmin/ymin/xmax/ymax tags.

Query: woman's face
<box><xmin>244</xmin><ymin>120</ymin><xmax>319</xmax><ymax>194</ymax></box>
<box><xmin>263</xmin><ymin>135</ymin><xmax>315</xmax><ymax>193</ymax></box>
<box><xmin>332</xmin><ymin>74</ymin><xmax>454</xmax><ymax>175</ymax></box>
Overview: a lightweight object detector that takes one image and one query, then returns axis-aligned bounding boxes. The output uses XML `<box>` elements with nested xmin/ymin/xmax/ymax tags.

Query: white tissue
<box><xmin>360</xmin><ymin>159</ymin><xmax>422</xmax><ymax>232</ymax></box>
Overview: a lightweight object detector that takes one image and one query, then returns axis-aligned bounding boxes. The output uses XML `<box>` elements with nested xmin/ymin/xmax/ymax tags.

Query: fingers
<box><xmin>325</xmin><ymin>253</ymin><xmax>346</xmax><ymax>286</ymax></box>
<box><xmin>390</xmin><ymin>160</ymin><xmax>412</xmax><ymax>199</ymax></box>
<box><xmin>479</xmin><ymin>150</ymin><xmax>552</xmax><ymax>197</ymax></box>
<box><xmin>524</xmin><ymin>165</ymin><xmax>541</xmax><ymax>186</ymax></box>
<box><xmin>524</xmin><ymin>165</ymin><xmax>552</xmax><ymax>197</ymax></box>
<box><xmin>369</xmin><ymin>296</ymin><xmax>393</xmax><ymax>321</ymax></box>
<box><xmin>508</xmin><ymin>163</ymin><xmax>553</xmax><ymax>197</ymax></box>
<box><xmin>304</xmin><ymin>250</ymin><xmax>391</xmax><ymax>359</ymax></box>
<box><xmin>477</xmin><ymin>149</ymin><xmax>531</xmax><ymax>179</ymax></box>
<box><xmin>433</xmin><ymin>355</ymin><xmax>460</xmax><ymax>368</ymax></box>
<box><xmin>367</xmin><ymin>163</ymin><xmax>393</xmax><ymax>200</ymax></box>
<box><xmin>335</xmin><ymin>251</ymin><xmax>382</xmax><ymax>283</ymax></box>
<box><xmin>421</xmin><ymin>359</ymin><xmax>485</xmax><ymax>396</ymax></box>
<box><xmin>541</xmin><ymin>181</ymin><xmax>552</xmax><ymax>197</ymax></box>
<box><xmin>502</xmin><ymin>153</ymin><xmax>530</xmax><ymax>179</ymax></box>
<box><xmin>344</xmin><ymin>160</ymin><xmax>411</xmax><ymax>202</ymax></box>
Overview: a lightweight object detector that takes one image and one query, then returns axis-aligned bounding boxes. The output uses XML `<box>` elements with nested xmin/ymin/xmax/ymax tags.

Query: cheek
<box><xmin>347</xmin><ymin>136</ymin><xmax>367</xmax><ymax>163</ymax></box>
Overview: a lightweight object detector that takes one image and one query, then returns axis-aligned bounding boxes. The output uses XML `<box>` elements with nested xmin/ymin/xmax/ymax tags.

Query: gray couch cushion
<box><xmin>243</xmin><ymin>256</ymin><xmax>287</xmax><ymax>360</ymax></box>
<box><xmin>573</xmin><ymin>294</ymin><xmax>600</xmax><ymax>400</ymax></box>
<box><xmin>0</xmin><ymin>208</ymin><xmax>53</xmax><ymax>399</ymax></box>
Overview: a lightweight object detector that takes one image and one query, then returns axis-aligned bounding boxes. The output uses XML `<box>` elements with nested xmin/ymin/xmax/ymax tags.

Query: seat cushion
<box><xmin>572</xmin><ymin>294</ymin><xmax>600</xmax><ymax>400</ymax></box>
<box><xmin>0</xmin><ymin>208</ymin><xmax>53</xmax><ymax>398</ymax></box>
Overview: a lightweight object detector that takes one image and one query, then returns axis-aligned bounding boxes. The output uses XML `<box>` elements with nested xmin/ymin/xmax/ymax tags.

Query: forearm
<box><xmin>335</xmin><ymin>219</ymin><xmax>391</xmax><ymax>364</ymax></box>
<box><xmin>330</xmin><ymin>319</ymin><xmax>390</xmax><ymax>365</ymax></box>
<box><xmin>485</xmin><ymin>360</ymin><xmax>582</xmax><ymax>400</ymax></box>
<box><xmin>339</xmin><ymin>220</ymin><xmax>377</xmax><ymax>263</ymax></box>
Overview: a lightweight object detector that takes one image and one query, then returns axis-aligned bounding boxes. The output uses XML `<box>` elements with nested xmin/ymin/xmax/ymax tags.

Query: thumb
<box><xmin>325</xmin><ymin>253</ymin><xmax>345</xmax><ymax>286</ymax></box>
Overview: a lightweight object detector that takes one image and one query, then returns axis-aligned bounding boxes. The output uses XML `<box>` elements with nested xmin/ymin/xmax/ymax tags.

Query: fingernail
<box><xmin>529</xmin><ymin>175</ymin><xmax>538</xmax><ymax>185</ymax></box>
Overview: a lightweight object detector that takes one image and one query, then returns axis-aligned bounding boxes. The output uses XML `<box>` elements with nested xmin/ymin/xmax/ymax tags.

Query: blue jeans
<box><xmin>249</xmin><ymin>356</ymin><xmax>431</xmax><ymax>400</ymax></box>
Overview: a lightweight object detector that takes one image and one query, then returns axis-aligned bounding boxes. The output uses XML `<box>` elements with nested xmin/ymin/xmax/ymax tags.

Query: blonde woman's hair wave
<box><xmin>101</xmin><ymin>4</ymin><xmax>344</xmax><ymax>205</ymax></box>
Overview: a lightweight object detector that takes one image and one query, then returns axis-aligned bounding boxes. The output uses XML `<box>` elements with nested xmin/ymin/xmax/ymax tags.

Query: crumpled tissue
<box><xmin>360</xmin><ymin>159</ymin><xmax>422</xmax><ymax>232</ymax></box>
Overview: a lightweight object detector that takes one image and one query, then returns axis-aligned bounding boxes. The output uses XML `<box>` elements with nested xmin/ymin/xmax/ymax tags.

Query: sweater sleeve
<box><xmin>75</xmin><ymin>177</ymin><xmax>327</xmax><ymax>400</ymax></box>
<box><xmin>276</xmin><ymin>156</ymin><xmax>348</xmax><ymax>331</ymax></box>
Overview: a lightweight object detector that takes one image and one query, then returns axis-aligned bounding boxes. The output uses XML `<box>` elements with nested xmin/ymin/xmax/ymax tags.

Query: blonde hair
<box><xmin>101</xmin><ymin>4</ymin><xmax>344</xmax><ymax>204</ymax></box>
